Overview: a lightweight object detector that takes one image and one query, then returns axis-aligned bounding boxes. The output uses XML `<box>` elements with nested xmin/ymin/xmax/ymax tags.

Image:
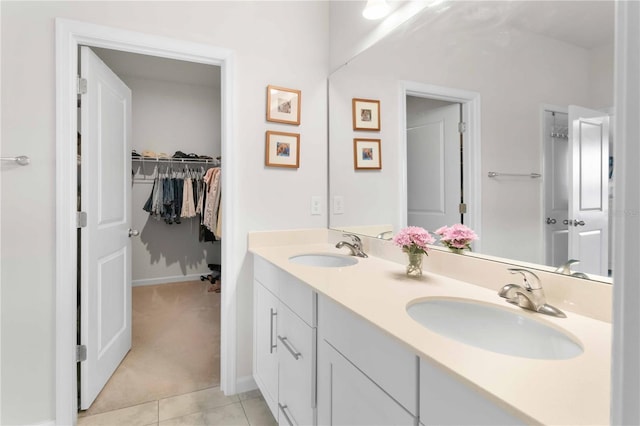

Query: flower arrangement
<box><xmin>434</xmin><ymin>224</ymin><xmax>478</xmax><ymax>252</ymax></box>
<box><xmin>392</xmin><ymin>226</ymin><xmax>435</xmax><ymax>255</ymax></box>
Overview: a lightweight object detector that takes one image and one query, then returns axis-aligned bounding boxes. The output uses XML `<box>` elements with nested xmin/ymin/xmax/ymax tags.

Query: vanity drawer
<box><xmin>254</xmin><ymin>255</ymin><xmax>315</xmax><ymax>327</ymax></box>
<box><xmin>318</xmin><ymin>295</ymin><xmax>418</xmax><ymax>415</ymax></box>
<box><xmin>278</xmin><ymin>302</ymin><xmax>316</xmax><ymax>426</ymax></box>
<box><xmin>254</xmin><ymin>256</ymin><xmax>280</xmax><ymax>295</ymax></box>
<box><xmin>279</xmin><ymin>272</ymin><xmax>315</xmax><ymax>327</ymax></box>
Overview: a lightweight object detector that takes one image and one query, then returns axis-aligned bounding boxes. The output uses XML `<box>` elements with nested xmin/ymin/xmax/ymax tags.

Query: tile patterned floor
<box><xmin>78</xmin><ymin>387</ymin><xmax>277</xmax><ymax>426</ymax></box>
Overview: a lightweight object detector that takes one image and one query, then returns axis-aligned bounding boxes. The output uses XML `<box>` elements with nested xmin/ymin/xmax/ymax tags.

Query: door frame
<box><xmin>55</xmin><ymin>19</ymin><xmax>236</xmax><ymax>425</ymax></box>
<box><xmin>398</xmin><ymin>81</ymin><xmax>482</xmax><ymax>251</ymax></box>
<box><xmin>540</xmin><ymin>104</ymin><xmax>569</xmax><ymax>267</ymax></box>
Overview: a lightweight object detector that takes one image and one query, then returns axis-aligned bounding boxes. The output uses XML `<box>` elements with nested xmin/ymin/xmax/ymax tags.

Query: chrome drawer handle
<box><xmin>269</xmin><ymin>308</ymin><xmax>277</xmax><ymax>354</ymax></box>
<box><xmin>278</xmin><ymin>403</ymin><xmax>296</xmax><ymax>426</ymax></box>
<box><xmin>278</xmin><ymin>335</ymin><xmax>301</xmax><ymax>360</ymax></box>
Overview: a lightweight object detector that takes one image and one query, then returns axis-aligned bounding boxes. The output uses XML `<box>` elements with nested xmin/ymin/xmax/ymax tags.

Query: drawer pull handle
<box><xmin>278</xmin><ymin>403</ymin><xmax>296</xmax><ymax>426</ymax></box>
<box><xmin>269</xmin><ymin>308</ymin><xmax>277</xmax><ymax>354</ymax></box>
<box><xmin>278</xmin><ymin>335</ymin><xmax>301</xmax><ymax>360</ymax></box>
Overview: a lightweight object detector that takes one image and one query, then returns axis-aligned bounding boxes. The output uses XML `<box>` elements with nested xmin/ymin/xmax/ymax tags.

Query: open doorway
<box><xmin>76</xmin><ymin>46</ymin><xmax>223</xmax><ymax>415</ymax></box>
<box><xmin>56</xmin><ymin>20</ymin><xmax>237</xmax><ymax>426</ymax></box>
<box><xmin>399</xmin><ymin>81</ymin><xmax>482</xmax><ymax>250</ymax></box>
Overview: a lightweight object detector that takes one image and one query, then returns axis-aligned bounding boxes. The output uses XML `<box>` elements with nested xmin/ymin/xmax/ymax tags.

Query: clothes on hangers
<box><xmin>141</xmin><ymin>162</ymin><xmax>222</xmax><ymax>240</ymax></box>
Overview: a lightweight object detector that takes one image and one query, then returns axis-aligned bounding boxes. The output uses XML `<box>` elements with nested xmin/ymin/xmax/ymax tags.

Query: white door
<box><xmin>543</xmin><ymin>110</ymin><xmax>570</xmax><ymax>267</ymax></box>
<box><xmin>406</xmin><ymin>101</ymin><xmax>461</xmax><ymax>231</ymax></box>
<box><xmin>568</xmin><ymin>105</ymin><xmax>609</xmax><ymax>277</ymax></box>
<box><xmin>79</xmin><ymin>46</ymin><xmax>133</xmax><ymax>409</ymax></box>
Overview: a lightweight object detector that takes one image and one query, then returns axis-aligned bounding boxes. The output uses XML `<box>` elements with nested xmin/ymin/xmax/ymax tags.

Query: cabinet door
<box><xmin>318</xmin><ymin>341</ymin><xmax>415</xmax><ymax>426</ymax></box>
<box><xmin>420</xmin><ymin>359</ymin><xmax>524</xmax><ymax>425</ymax></box>
<box><xmin>254</xmin><ymin>280</ymin><xmax>279</xmax><ymax>419</ymax></box>
<box><xmin>278</xmin><ymin>303</ymin><xmax>315</xmax><ymax>426</ymax></box>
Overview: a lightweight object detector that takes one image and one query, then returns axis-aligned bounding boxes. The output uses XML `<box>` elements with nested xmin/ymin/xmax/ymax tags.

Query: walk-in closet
<box><xmin>76</xmin><ymin>46</ymin><xmax>223</xmax><ymax>417</ymax></box>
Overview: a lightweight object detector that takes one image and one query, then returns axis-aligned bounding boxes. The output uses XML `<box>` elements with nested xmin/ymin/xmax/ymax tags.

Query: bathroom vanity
<box><xmin>250</xmin><ymin>229</ymin><xmax>611</xmax><ymax>425</ymax></box>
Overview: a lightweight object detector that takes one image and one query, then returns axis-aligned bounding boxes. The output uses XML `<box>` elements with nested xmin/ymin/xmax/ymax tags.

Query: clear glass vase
<box><xmin>406</xmin><ymin>251</ymin><xmax>424</xmax><ymax>277</ymax></box>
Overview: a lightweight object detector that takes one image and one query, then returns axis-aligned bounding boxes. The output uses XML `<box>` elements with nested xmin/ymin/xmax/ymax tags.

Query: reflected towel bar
<box><xmin>488</xmin><ymin>171</ymin><xmax>541</xmax><ymax>178</ymax></box>
<box><xmin>1</xmin><ymin>156</ymin><xmax>30</xmax><ymax>166</ymax></box>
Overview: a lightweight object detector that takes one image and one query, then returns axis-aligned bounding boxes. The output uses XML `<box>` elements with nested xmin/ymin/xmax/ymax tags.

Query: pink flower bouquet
<box><xmin>392</xmin><ymin>226</ymin><xmax>435</xmax><ymax>255</ymax></box>
<box><xmin>434</xmin><ymin>224</ymin><xmax>478</xmax><ymax>252</ymax></box>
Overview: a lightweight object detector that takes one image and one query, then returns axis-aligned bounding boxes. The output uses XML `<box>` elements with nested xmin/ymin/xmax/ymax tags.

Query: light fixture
<box><xmin>362</xmin><ymin>0</ymin><xmax>391</xmax><ymax>20</ymax></box>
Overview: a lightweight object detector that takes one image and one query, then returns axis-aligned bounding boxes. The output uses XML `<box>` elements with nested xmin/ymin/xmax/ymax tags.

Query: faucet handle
<box><xmin>342</xmin><ymin>233</ymin><xmax>362</xmax><ymax>246</ymax></box>
<box><xmin>555</xmin><ymin>259</ymin><xmax>580</xmax><ymax>275</ymax></box>
<box><xmin>508</xmin><ymin>268</ymin><xmax>542</xmax><ymax>290</ymax></box>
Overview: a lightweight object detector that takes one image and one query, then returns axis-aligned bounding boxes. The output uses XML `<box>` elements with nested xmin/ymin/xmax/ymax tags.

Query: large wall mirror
<box><xmin>328</xmin><ymin>1</ymin><xmax>614</xmax><ymax>283</ymax></box>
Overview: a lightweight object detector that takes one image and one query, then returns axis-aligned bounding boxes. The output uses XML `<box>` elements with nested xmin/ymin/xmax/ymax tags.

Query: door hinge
<box><xmin>76</xmin><ymin>211</ymin><xmax>87</xmax><ymax>228</ymax></box>
<box><xmin>459</xmin><ymin>203</ymin><xmax>467</xmax><ymax>214</ymax></box>
<box><xmin>458</xmin><ymin>122</ymin><xmax>466</xmax><ymax>133</ymax></box>
<box><xmin>76</xmin><ymin>345</ymin><xmax>87</xmax><ymax>363</ymax></box>
<box><xmin>77</xmin><ymin>77</ymin><xmax>87</xmax><ymax>95</ymax></box>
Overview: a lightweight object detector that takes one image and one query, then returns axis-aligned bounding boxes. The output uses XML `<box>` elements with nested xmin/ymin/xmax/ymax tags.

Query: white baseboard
<box><xmin>132</xmin><ymin>273</ymin><xmax>212</xmax><ymax>287</ymax></box>
<box><xmin>234</xmin><ymin>375</ymin><xmax>257</xmax><ymax>394</ymax></box>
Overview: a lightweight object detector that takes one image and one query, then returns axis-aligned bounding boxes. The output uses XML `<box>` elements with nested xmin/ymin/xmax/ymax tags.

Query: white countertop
<box><xmin>250</xmin><ymin>241</ymin><xmax>611</xmax><ymax>425</ymax></box>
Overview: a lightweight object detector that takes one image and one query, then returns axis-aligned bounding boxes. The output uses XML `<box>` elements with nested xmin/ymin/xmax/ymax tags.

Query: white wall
<box><xmin>0</xmin><ymin>2</ymin><xmax>328</xmax><ymax>424</ymax></box>
<box><xmin>329</xmin><ymin>19</ymin><xmax>612</xmax><ymax>265</ymax></box>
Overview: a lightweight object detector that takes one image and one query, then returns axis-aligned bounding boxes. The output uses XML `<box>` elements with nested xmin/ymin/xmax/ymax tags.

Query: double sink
<box><xmin>288</xmin><ymin>253</ymin><xmax>583</xmax><ymax>360</ymax></box>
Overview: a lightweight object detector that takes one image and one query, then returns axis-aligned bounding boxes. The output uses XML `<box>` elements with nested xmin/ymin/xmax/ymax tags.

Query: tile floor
<box><xmin>78</xmin><ymin>387</ymin><xmax>277</xmax><ymax>426</ymax></box>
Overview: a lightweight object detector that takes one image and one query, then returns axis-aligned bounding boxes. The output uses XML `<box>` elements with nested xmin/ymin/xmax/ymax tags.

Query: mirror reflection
<box><xmin>328</xmin><ymin>1</ymin><xmax>614</xmax><ymax>282</ymax></box>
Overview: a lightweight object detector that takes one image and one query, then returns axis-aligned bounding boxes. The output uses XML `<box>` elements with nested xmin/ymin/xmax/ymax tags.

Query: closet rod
<box><xmin>1</xmin><ymin>156</ymin><xmax>30</xmax><ymax>166</ymax></box>
<box><xmin>488</xmin><ymin>171</ymin><xmax>541</xmax><ymax>178</ymax></box>
<box><xmin>132</xmin><ymin>156</ymin><xmax>220</xmax><ymax>165</ymax></box>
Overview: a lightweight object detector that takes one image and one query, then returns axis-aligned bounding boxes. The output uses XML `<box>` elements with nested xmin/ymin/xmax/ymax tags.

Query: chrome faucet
<box><xmin>376</xmin><ymin>230</ymin><xmax>393</xmax><ymax>239</ymax></box>
<box><xmin>336</xmin><ymin>233</ymin><xmax>368</xmax><ymax>258</ymax></box>
<box><xmin>555</xmin><ymin>259</ymin><xmax>589</xmax><ymax>279</ymax></box>
<box><xmin>498</xmin><ymin>268</ymin><xmax>566</xmax><ymax>318</ymax></box>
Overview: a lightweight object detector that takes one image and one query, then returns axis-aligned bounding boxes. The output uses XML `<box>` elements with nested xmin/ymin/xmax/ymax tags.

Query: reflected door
<box><xmin>568</xmin><ymin>105</ymin><xmax>609</xmax><ymax>277</ymax></box>
<box><xmin>406</xmin><ymin>100</ymin><xmax>461</xmax><ymax>231</ymax></box>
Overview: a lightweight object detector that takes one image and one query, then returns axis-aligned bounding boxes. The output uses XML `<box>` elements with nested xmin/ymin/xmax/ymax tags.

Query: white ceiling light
<box><xmin>362</xmin><ymin>0</ymin><xmax>391</xmax><ymax>20</ymax></box>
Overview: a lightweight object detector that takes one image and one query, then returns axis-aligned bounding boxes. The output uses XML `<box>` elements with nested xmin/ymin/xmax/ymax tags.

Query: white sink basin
<box><xmin>288</xmin><ymin>253</ymin><xmax>359</xmax><ymax>268</ymax></box>
<box><xmin>406</xmin><ymin>298</ymin><xmax>583</xmax><ymax>360</ymax></box>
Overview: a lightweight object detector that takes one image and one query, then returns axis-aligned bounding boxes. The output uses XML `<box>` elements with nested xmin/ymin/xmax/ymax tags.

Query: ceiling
<box><xmin>92</xmin><ymin>47</ymin><xmax>221</xmax><ymax>88</ymax></box>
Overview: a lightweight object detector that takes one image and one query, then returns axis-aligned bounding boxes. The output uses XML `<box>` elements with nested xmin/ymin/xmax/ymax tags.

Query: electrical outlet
<box><xmin>333</xmin><ymin>196</ymin><xmax>344</xmax><ymax>215</ymax></box>
<box><xmin>311</xmin><ymin>196</ymin><xmax>321</xmax><ymax>215</ymax></box>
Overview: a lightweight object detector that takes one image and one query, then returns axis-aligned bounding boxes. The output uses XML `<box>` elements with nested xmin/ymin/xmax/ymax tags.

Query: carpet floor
<box><xmin>81</xmin><ymin>280</ymin><xmax>221</xmax><ymax>416</ymax></box>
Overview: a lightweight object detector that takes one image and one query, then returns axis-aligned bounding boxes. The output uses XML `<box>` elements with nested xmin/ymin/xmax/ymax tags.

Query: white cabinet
<box><xmin>278</xmin><ymin>303</ymin><xmax>315</xmax><ymax>426</ymax></box>
<box><xmin>318</xmin><ymin>340</ymin><xmax>415</xmax><ymax>426</ymax></box>
<box><xmin>253</xmin><ymin>256</ymin><xmax>316</xmax><ymax>425</ymax></box>
<box><xmin>317</xmin><ymin>294</ymin><xmax>418</xmax><ymax>426</ymax></box>
<box><xmin>253</xmin><ymin>280</ymin><xmax>279</xmax><ymax>417</ymax></box>
<box><xmin>419</xmin><ymin>358</ymin><xmax>524</xmax><ymax>426</ymax></box>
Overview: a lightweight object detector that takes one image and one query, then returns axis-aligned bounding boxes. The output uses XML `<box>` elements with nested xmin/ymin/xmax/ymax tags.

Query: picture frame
<box><xmin>352</xmin><ymin>98</ymin><xmax>380</xmax><ymax>131</ymax></box>
<box><xmin>267</xmin><ymin>85</ymin><xmax>301</xmax><ymax>125</ymax></box>
<box><xmin>265</xmin><ymin>131</ymin><xmax>300</xmax><ymax>168</ymax></box>
<box><xmin>353</xmin><ymin>138</ymin><xmax>382</xmax><ymax>170</ymax></box>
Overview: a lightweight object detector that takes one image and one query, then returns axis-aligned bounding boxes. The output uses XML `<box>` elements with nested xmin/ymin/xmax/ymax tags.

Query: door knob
<box><xmin>563</xmin><ymin>219</ymin><xmax>570</xmax><ymax>225</ymax></box>
<box><xmin>546</xmin><ymin>217</ymin><xmax>557</xmax><ymax>225</ymax></box>
<box><xmin>572</xmin><ymin>220</ymin><xmax>585</xmax><ymax>227</ymax></box>
<box><xmin>128</xmin><ymin>228</ymin><xmax>140</xmax><ymax>237</ymax></box>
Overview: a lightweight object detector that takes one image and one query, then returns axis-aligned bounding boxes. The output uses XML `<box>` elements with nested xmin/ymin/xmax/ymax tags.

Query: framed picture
<box><xmin>352</xmin><ymin>98</ymin><xmax>380</xmax><ymax>131</ymax></box>
<box><xmin>353</xmin><ymin>138</ymin><xmax>382</xmax><ymax>170</ymax></box>
<box><xmin>265</xmin><ymin>131</ymin><xmax>300</xmax><ymax>168</ymax></box>
<box><xmin>267</xmin><ymin>85</ymin><xmax>301</xmax><ymax>125</ymax></box>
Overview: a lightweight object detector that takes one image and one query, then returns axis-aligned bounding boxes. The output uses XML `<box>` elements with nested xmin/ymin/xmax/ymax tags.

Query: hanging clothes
<box><xmin>139</xmin><ymin>160</ymin><xmax>221</xmax><ymax>242</ymax></box>
<box><xmin>203</xmin><ymin>168</ymin><xmax>221</xmax><ymax>233</ymax></box>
